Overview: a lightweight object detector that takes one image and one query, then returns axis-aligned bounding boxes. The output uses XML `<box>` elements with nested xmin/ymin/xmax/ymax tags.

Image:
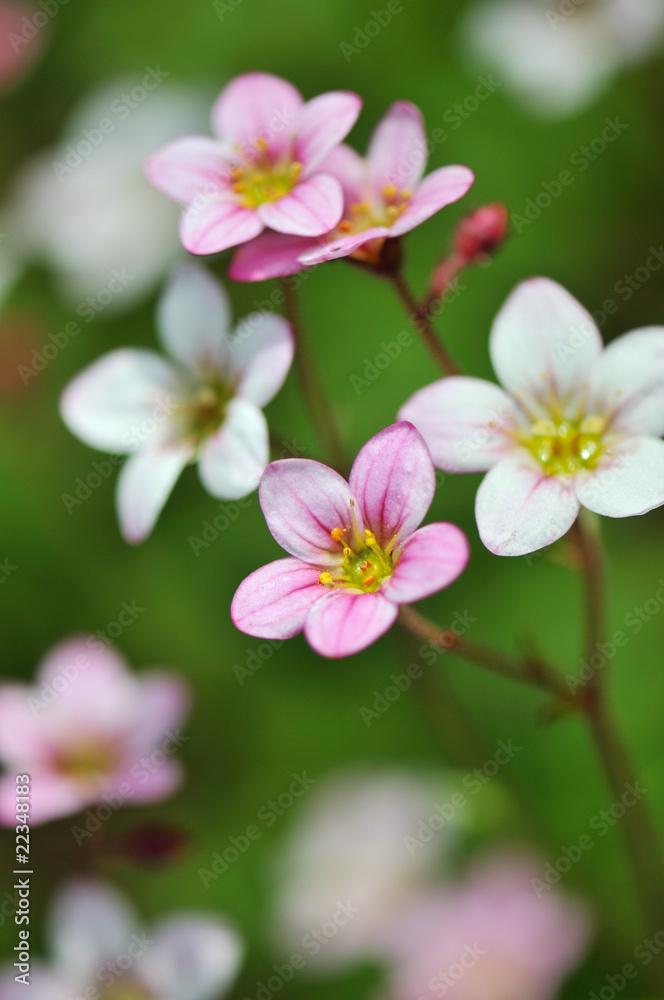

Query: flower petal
<box><xmin>575</xmin><ymin>437</ymin><xmax>664</xmax><ymax>517</ymax></box>
<box><xmin>399</xmin><ymin>376</ymin><xmax>524</xmax><ymax>472</ymax></box>
<box><xmin>229</xmin><ymin>231</ymin><xmax>315</xmax><ymax>281</ymax></box>
<box><xmin>157</xmin><ymin>264</ymin><xmax>232</xmax><ymax>377</ymax></box>
<box><xmin>117</xmin><ymin>444</ymin><xmax>193</xmax><ymax>543</ymax></box>
<box><xmin>490</xmin><ymin>278</ymin><xmax>603</xmax><ymax>417</ymax></box>
<box><xmin>231</xmin><ymin>313</ymin><xmax>294</xmax><ymax>407</ymax></box>
<box><xmin>231</xmin><ymin>558</ymin><xmax>324</xmax><ymax>640</ymax></box>
<box><xmin>211</xmin><ymin>72</ymin><xmax>302</xmax><ymax>158</ymax></box>
<box><xmin>258</xmin><ymin>174</ymin><xmax>343</xmax><ymax>236</ymax></box>
<box><xmin>349</xmin><ymin>422</ymin><xmax>435</xmax><ymax>548</ymax></box>
<box><xmin>0</xmin><ymin>772</ymin><xmax>87</xmax><ymax>827</ymax></box>
<box><xmin>259</xmin><ymin>459</ymin><xmax>358</xmax><ymax>566</ymax></box>
<box><xmin>367</xmin><ymin>101</ymin><xmax>428</xmax><ymax>192</ymax></box>
<box><xmin>115</xmin><ymin>759</ymin><xmax>184</xmax><ymax>803</ymax></box>
<box><xmin>319</xmin><ymin>143</ymin><xmax>366</xmax><ymax>205</ymax></box>
<box><xmin>297</xmin><ymin>225</ymin><xmax>390</xmax><ymax>265</ymax></box>
<box><xmin>586</xmin><ymin>327</ymin><xmax>664</xmax><ymax>436</ymax></box>
<box><xmin>126</xmin><ymin>671</ymin><xmax>190</xmax><ymax>758</ymax></box>
<box><xmin>198</xmin><ymin>398</ymin><xmax>268</xmax><ymax>499</ymax></box>
<box><xmin>49</xmin><ymin>880</ymin><xmax>138</xmax><ymax>982</ymax></box>
<box><xmin>180</xmin><ymin>197</ymin><xmax>263</xmax><ymax>255</ymax></box>
<box><xmin>304</xmin><ymin>590</ymin><xmax>398</xmax><ymax>658</ymax></box>
<box><xmin>144</xmin><ymin>137</ymin><xmax>233</xmax><ymax>204</ymax></box>
<box><xmin>60</xmin><ymin>349</ymin><xmax>182</xmax><ymax>454</ymax></box>
<box><xmin>476</xmin><ymin>453</ymin><xmax>580</xmax><ymax>556</ymax></box>
<box><xmin>138</xmin><ymin>917</ymin><xmax>244</xmax><ymax>1000</ymax></box>
<box><xmin>382</xmin><ymin>523</ymin><xmax>470</xmax><ymax>604</ymax></box>
<box><xmin>295</xmin><ymin>91</ymin><xmax>362</xmax><ymax>174</ymax></box>
<box><xmin>391</xmin><ymin>165</ymin><xmax>475</xmax><ymax>236</ymax></box>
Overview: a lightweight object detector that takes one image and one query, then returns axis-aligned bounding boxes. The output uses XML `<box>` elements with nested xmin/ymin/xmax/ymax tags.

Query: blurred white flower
<box><xmin>0</xmin><ymin>878</ymin><xmax>244</xmax><ymax>1000</ymax></box>
<box><xmin>461</xmin><ymin>0</ymin><xmax>664</xmax><ymax>116</ymax></box>
<box><xmin>3</xmin><ymin>75</ymin><xmax>208</xmax><ymax>311</ymax></box>
<box><xmin>271</xmin><ymin>770</ymin><xmax>461</xmax><ymax>967</ymax></box>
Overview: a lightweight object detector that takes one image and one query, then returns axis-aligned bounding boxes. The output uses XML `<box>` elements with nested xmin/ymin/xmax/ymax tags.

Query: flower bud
<box><xmin>454</xmin><ymin>203</ymin><xmax>509</xmax><ymax>261</ymax></box>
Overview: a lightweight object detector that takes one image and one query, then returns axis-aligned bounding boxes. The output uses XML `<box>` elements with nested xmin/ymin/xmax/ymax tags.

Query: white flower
<box><xmin>60</xmin><ymin>264</ymin><xmax>294</xmax><ymax>543</ymax></box>
<box><xmin>400</xmin><ymin>277</ymin><xmax>664</xmax><ymax>556</ymax></box>
<box><xmin>461</xmin><ymin>0</ymin><xmax>664</xmax><ymax>116</ymax></box>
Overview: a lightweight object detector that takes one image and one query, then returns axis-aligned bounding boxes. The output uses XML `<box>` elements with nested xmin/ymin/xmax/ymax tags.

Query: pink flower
<box><xmin>0</xmin><ymin>878</ymin><xmax>243</xmax><ymax>1000</ymax></box>
<box><xmin>400</xmin><ymin>277</ymin><xmax>664</xmax><ymax>556</ymax></box>
<box><xmin>229</xmin><ymin>102</ymin><xmax>474</xmax><ymax>281</ymax></box>
<box><xmin>60</xmin><ymin>264</ymin><xmax>293</xmax><ymax>543</ymax></box>
<box><xmin>0</xmin><ymin>3</ymin><xmax>48</xmax><ymax>95</ymax></box>
<box><xmin>383</xmin><ymin>852</ymin><xmax>591</xmax><ymax>1000</ymax></box>
<box><xmin>231</xmin><ymin>422</ymin><xmax>469</xmax><ymax>658</ymax></box>
<box><xmin>0</xmin><ymin>637</ymin><xmax>190</xmax><ymax>826</ymax></box>
<box><xmin>145</xmin><ymin>72</ymin><xmax>362</xmax><ymax>255</ymax></box>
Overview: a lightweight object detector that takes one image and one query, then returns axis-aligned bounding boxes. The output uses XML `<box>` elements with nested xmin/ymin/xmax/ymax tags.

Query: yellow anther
<box><xmin>230</xmin><ymin>166</ymin><xmax>244</xmax><ymax>179</ymax></box>
<box><xmin>382</xmin><ymin>184</ymin><xmax>397</xmax><ymax>199</ymax></box>
<box><xmin>330</xmin><ymin>527</ymin><xmax>345</xmax><ymax>542</ymax></box>
<box><xmin>254</xmin><ymin>136</ymin><xmax>269</xmax><ymax>151</ymax></box>
<box><xmin>338</xmin><ymin>220</ymin><xmax>353</xmax><ymax>232</ymax></box>
<box><xmin>233</xmin><ymin>182</ymin><xmax>247</xmax><ymax>193</ymax></box>
<box><xmin>580</xmin><ymin>415</ymin><xmax>605</xmax><ymax>435</ymax></box>
<box><xmin>531</xmin><ymin>419</ymin><xmax>557</xmax><ymax>436</ymax></box>
<box><xmin>401</xmin><ymin>188</ymin><xmax>412</xmax><ymax>199</ymax></box>
<box><xmin>252</xmin><ymin>172</ymin><xmax>264</xmax><ymax>184</ymax></box>
<box><xmin>343</xmin><ymin>546</ymin><xmax>353</xmax><ymax>558</ymax></box>
<box><xmin>289</xmin><ymin>161</ymin><xmax>303</xmax><ymax>179</ymax></box>
<box><xmin>319</xmin><ymin>572</ymin><xmax>334</xmax><ymax>586</ymax></box>
<box><xmin>364</xmin><ymin>529</ymin><xmax>377</xmax><ymax>546</ymax></box>
<box><xmin>350</xmin><ymin>201</ymin><xmax>370</xmax><ymax>214</ymax></box>
<box><xmin>385</xmin><ymin>205</ymin><xmax>400</xmax><ymax>220</ymax></box>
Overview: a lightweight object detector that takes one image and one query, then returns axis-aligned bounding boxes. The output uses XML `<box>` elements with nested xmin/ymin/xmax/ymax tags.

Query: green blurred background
<box><xmin>2</xmin><ymin>0</ymin><xmax>664</xmax><ymax>996</ymax></box>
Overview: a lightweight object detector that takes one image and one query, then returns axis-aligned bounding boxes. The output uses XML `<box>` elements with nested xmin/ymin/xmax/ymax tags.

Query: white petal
<box><xmin>157</xmin><ymin>264</ymin><xmax>232</xmax><ymax>378</ymax></box>
<box><xmin>399</xmin><ymin>376</ymin><xmax>524</xmax><ymax>472</ymax></box>
<box><xmin>198</xmin><ymin>398</ymin><xmax>268</xmax><ymax>499</ymax></box>
<box><xmin>230</xmin><ymin>312</ymin><xmax>294</xmax><ymax>407</ymax></box>
<box><xmin>137</xmin><ymin>917</ymin><xmax>243</xmax><ymax>1000</ymax></box>
<box><xmin>575</xmin><ymin>437</ymin><xmax>664</xmax><ymax>517</ymax></box>
<box><xmin>49</xmin><ymin>879</ymin><xmax>138</xmax><ymax>982</ymax></box>
<box><xmin>117</xmin><ymin>445</ymin><xmax>193</xmax><ymax>543</ymax></box>
<box><xmin>490</xmin><ymin>278</ymin><xmax>603</xmax><ymax>418</ymax></box>
<box><xmin>586</xmin><ymin>326</ymin><xmax>664</xmax><ymax>437</ymax></box>
<box><xmin>60</xmin><ymin>349</ymin><xmax>182</xmax><ymax>453</ymax></box>
<box><xmin>476</xmin><ymin>452</ymin><xmax>580</xmax><ymax>556</ymax></box>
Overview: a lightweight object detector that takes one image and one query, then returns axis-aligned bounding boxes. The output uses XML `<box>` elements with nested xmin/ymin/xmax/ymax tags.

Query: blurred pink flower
<box><xmin>231</xmin><ymin>422</ymin><xmax>469</xmax><ymax>658</ymax></box>
<box><xmin>229</xmin><ymin>102</ymin><xmax>474</xmax><ymax>281</ymax></box>
<box><xmin>0</xmin><ymin>3</ymin><xmax>48</xmax><ymax>95</ymax></box>
<box><xmin>0</xmin><ymin>878</ymin><xmax>243</xmax><ymax>1000</ymax></box>
<box><xmin>400</xmin><ymin>277</ymin><xmax>664</xmax><ymax>556</ymax></box>
<box><xmin>60</xmin><ymin>264</ymin><xmax>293</xmax><ymax>542</ymax></box>
<box><xmin>145</xmin><ymin>71</ymin><xmax>362</xmax><ymax>254</ymax></box>
<box><xmin>383</xmin><ymin>852</ymin><xmax>591</xmax><ymax>1000</ymax></box>
<box><xmin>0</xmin><ymin>636</ymin><xmax>189</xmax><ymax>826</ymax></box>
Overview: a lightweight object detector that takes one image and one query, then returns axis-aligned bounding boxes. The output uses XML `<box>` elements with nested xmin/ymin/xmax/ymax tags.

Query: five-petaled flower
<box><xmin>60</xmin><ymin>264</ymin><xmax>294</xmax><ymax>543</ymax></box>
<box><xmin>0</xmin><ymin>637</ymin><xmax>189</xmax><ymax>826</ymax></box>
<box><xmin>231</xmin><ymin>422</ymin><xmax>469</xmax><ymax>658</ymax></box>
<box><xmin>400</xmin><ymin>277</ymin><xmax>664</xmax><ymax>556</ymax></box>
<box><xmin>144</xmin><ymin>71</ymin><xmax>362</xmax><ymax>255</ymax></box>
<box><xmin>230</xmin><ymin>101</ymin><xmax>474</xmax><ymax>281</ymax></box>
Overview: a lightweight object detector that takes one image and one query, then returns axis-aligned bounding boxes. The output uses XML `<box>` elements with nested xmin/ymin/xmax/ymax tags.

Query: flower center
<box><xmin>230</xmin><ymin>141</ymin><xmax>303</xmax><ymax>208</ymax></box>
<box><xmin>526</xmin><ymin>415</ymin><xmax>606</xmax><ymax>476</ymax></box>
<box><xmin>54</xmin><ymin>741</ymin><xmax>116</xmax><ymax>782</ymax></box>
<box><xmin>101</xmin><ymin>982</ymin><xmax>151</xmax><ymax>1000</ymax></box>
<box><xmin>337</xmin><ymin>184</ymin><xmax>412</xmax><ymax>237</ymax></box>
<box><xmin>319</xmin><ymin>519</ymin><xmax>395</xmax><ymax>594</ymax></box>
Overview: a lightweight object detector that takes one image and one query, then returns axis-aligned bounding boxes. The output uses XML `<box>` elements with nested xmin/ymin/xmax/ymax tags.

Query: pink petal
<box><xmin>304</xmin><ymin>590</ymin><xmax>398</xmax><ymax>658</ymax></box>
<box><xmin>476</xmin><ymin>453</ymin><xmax>580</xmax><ymax>556</ymax></box>
<box><xmin>391</xmin><ymin>165</ymin><xmax>475</xmax><ymax>236</ymax></box>
<box><xmin>586</xmin><ymin>327</ymin><xmax>664</xmax><ymax>437</ymax></box>
<box><xmin>259</xmin><ymin>459</ymin><xmax>359</xmax><ymax>566</ymax></box>
<box><xmin>157</xmin><ymin>264</ymin><xmax>232</xmax><ymax>377</ymax></box>
<box><xmin>180</xmin><ymin>197</ymin><xmax>263</xmax><ymax>255</ymax></box>
<box><xmin>575</xmin><ymin>437</ymin><xmax>664</xmax><ymax>517</ymax></box>
<box><xmin>0</xmin><ymin>683</ymin><xmax>54</xmax><ymax>764</ymax></box>
<box><xmin>231</xmin><ymin>558</ymin><xmax>324</xmax><ymax>639</ymax></box>
<box><xmin>0</xmin><ymin>2</ymin><xmax>48</xmax><ymax>94</ymax></box>
<box><xmin>211</xmin><ymin>72</ymin><xmax>302</xmax><ymax>159</ymax></box>
<box><xmin>258</xmin><ymin>174</ymin><xmax>343</xmax><ymax>236</ymax></box>
<box><xmin>229</xmin><ymin>231</ymin><xmax>315</xmax><ymax>281</ymax></box>
<box><xmin>231</xmin><ymin>313</ymin><xmax>294</xmax><ymax>407</ymax></box>
<box><xmin>139</xmin><ymin>917</ymin><xmax>244</xmax><ymax>1000</ymax></box>
<box><xmin>319</xmin><ymin>143</ymin><xmax>366</xmax><ymax>205</ymax></box>
<box><xmin>117</xmin><ymin>444</ymin><xmax>193</xmax><ymax>544</ymax></box>
<box><xmin>0</xmin><ymin>772</ymin><xmax>87</xmax><ymax>827</ymax></box>
<box><xmin>115</xmin><ymin>759</ymin><xmax>184</xmax><ymax>804</ymax></box>
<box><xmin>398</xmin><ymin>376</ymin><xmax>524</xmax><ymax>472</ymax></box>
<box><xmin>490</xmin><ymin>278</ymin><xmax>603</xmax><ymax>418</ymax></box>
<box><xmin>126</xmin><ymin>671</ymin><xmax>190</xmax><ymax>758</ymax></box>
<box><xmin>295</xmin><ymin>91</ymin><xmax>362</xmax><ymax>174</ymax></box>
<box><xmin>349</xmin><ymin>422</ymin><xmax>435</xmax><ymax>548</ymax></box>
<box><xmin>367</xmin><ymin>101</ymin><xmax>428</xmax><ymax>192</ymax></box>
<box><xmin>382</xmin><ymin>523</ymin><xmax>470</xmax><ymax>604</ymax></box>
<box><xmin>144</xmin><ymin>137</ymin><xmax>233</xmax><ymax>204</ymax></box>
<box><xmin>297</xmin><ymin>225</ymin><xmax>390</xmax><ymax>265</ymax></box>
<box><xmin>198</xmin><ymin>398</ymin><xmax>268</xmax><ymax>499</ymax></box>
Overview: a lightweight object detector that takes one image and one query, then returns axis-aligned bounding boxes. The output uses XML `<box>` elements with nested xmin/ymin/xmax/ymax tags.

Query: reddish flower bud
<box><xmin>454</xmin><ymin>203</ymin><xmax>509</xmax><ymax>261</ymax></box>
<box><xmin>118</xmin><ymin>822</ymin><xmax>191</xmax><ymax>867</ymax></box>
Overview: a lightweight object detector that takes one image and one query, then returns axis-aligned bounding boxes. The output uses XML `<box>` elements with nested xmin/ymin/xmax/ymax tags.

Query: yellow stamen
<box><xmin>319</xmin><ymin>572</ymin><xmax>334</xmax><ymax>586</ymax></box>
<box><xmin>330</xmin><ymin>527</ymin><xmax>345</xmax><ymax>542</ymax></box>
<box><xmin>382</xmin><ymin>184</ymin><xmax>397</xmax><ymax>199</ymax></box>
<box><xmin>338</xmin><ymin>220</ymin><xmax>353</xmax><ymax>232</ymax></box>
<box><xmin>255</xmin><ymin>136</ymin><xmax>269</xmax><ymax>151</ymax></box>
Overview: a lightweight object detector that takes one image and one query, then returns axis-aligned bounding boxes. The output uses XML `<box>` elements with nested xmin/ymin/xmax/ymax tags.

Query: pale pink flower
<box><xmin>382</xmin><ymin>852</ymin><xmax>591</xmax><ymax>1000</ymax></box>
<box><xmin>0</xmin><ymin>3</ymin><xmax>48</xmax><ymax>95</ymax></box>
<box><xmin>60</xmin><ymin>264</ymin><xmax>293</xmax><ymax>542</ymax></box>
<box><xmin>0</xmin><ymin>637</ymin><xmax>189</xmax><ymax>826</ymax></box>
<box><xmin>0</xmin><ymin>878</ymin><xmax>243</xmax><ymax>1000</ymax></box>
<box><xmin>229</xmin><ymin>102</ymin><xmax>474</xmax><ymax>281</ymax></box>
<box><xmin>400</xmin><ymin>277</ymin><xmax>664</xmax><ymax>556</ymax></box>
<box><xmin>145</xmin><ymin>71</ymin><xmax>362</xmax><ymax>255</ymax></box>
<box><xmin>231</xmin><ymin>422</ymin><xmax>469</xmax><ymax>658</ymax></box>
